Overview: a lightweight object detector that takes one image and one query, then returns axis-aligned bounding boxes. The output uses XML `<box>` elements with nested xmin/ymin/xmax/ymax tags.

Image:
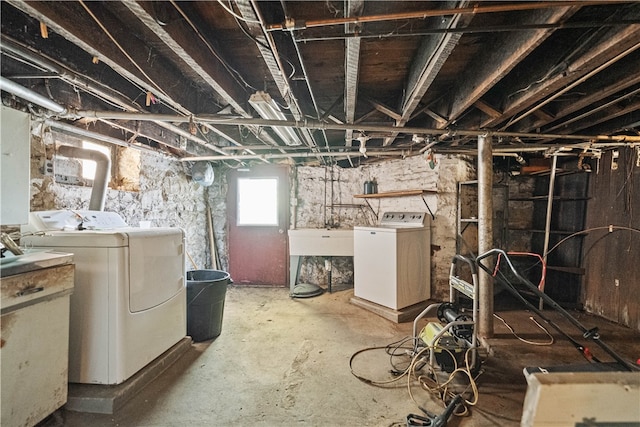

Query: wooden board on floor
<box><xmin>349</xmin><ymin>296</ymin><xmax>434</xmax><ymax>323</ymax></box>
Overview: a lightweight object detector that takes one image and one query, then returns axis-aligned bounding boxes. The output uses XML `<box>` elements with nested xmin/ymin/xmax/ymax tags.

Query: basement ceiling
<box><xmin>1</xmin><ymin>1</ymin><xmax>640</xmax><ymax>167</ymax></box>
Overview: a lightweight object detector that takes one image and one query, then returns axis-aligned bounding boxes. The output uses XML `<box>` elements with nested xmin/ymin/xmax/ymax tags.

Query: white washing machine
<box><xmin>22</xmin><ymin>210</ymin><xmax>186</xmax><ymax>385</ymax></box>
<box><xmin>354</xmin><ymin>212</ymin><xmax>431</xmax><ymax>310</ymax></box>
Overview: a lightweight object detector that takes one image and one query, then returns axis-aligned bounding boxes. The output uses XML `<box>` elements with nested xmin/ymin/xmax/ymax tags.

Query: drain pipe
<box><xmin>0</xmin><ymin>76</ymin><xmax>67</xmax><ymax>114</ymax></box>
<box><xmin>57</xmin><ymin>145</ymin><xmax>110</xmax><ymax>211</ymax></box>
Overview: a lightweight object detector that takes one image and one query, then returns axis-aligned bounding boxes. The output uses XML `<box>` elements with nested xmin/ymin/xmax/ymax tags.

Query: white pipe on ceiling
<box><xmin>75</xmin><ymin>110</ymin><xmax>640</xmax><ymax>144</ymax></box>
<box><xmin>0</xmin><ymin>75</ymin><xmax>67</xmax><ymax>114</ymax></box>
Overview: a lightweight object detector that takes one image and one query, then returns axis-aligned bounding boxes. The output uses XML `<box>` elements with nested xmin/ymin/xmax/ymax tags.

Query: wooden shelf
<box><xmin>460</xmin><ymin>218</ymin><xmax>478</xmax><ymax>223</ymax></box>
<box><xmin>353</xmin><ymin>189</ymin><xmax>437</xmax><ymax>220</ymax></box>
<box><xmin>509</xmin><ymin>196</ymin><xmax>590</xmax><ymax>202</ymax></box>
<box><xmin>353</xmin><ymin>189</ymin><xmax>437</xmax><ymax>199</ymax></box>
<box><xmin>508</xmin><ymin>228</ymin><xmax>580</xmax><ymax>235</ymax></box>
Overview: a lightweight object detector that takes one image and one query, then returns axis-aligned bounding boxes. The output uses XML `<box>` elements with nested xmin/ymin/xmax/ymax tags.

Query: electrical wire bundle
<box><xmin>349</xmin><ymin>334</ymin><xmax>482</xmax><ymax>422</ymax></box>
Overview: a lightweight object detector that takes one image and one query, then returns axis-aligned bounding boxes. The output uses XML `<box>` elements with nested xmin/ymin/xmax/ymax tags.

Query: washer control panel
<box><xmin>379</xmin><ymin>212</ymin><xmax>427</xmax><ymax>227</ymax></box>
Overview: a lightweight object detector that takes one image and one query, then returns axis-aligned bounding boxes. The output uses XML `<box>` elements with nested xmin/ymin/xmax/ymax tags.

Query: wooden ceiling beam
<box><xmin>234</xmin><ymin>0</ymin><xmax>319</xmax><ymax>151</ymax></box>
<box><xmin>522</xmin><ymin>60</ymin><xmax>640</xmax><ymax>133</ymax></box>
<box><xmin>344</xmin><ymin>0</ymin><xmax>364</xmax><ymax>146</ymax></box>
<box><xmin>122</xmin><ymin>1</ymin><xmax>251</xmax><ymax>117</ymax></box>
<box><xmin>474</xmin><ymin>99</ymin><xmax>502</xmax><ymax>119</ymax></box>
<box><xmin>383</xmin><ymin>1</ymin><xmax>471</xmax><ymax>146</ymax></box>
<box><xmin>482</xmin><ymin>8</ymin><xmax>640</xmax><ymax>130</ymax></box>
<box><xmin>444</xmin><ymin>5</ymin><xmax>578</xmax><ymax>129</ymax></box>
<box><xmin>549</xmin><ymin>99</ymin><xmax>640</xmax><ymax>136</ymax></box>
<box><xmin>5</xmin><ymin>1</ymin><xmax>218</xmax><ymax>116</ymax></box>
<box><xmin>367</xmin><ymin>98</ymin><xmax>402</xmax><ymax>121</ymax></box>
<box><xmin>234</xmin><ymin>0</ymin><xmax>300</xmax><ymax>120</ymax></box>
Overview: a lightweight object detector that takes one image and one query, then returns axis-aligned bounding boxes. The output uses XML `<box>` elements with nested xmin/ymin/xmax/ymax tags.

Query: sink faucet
<box><xmin>1</xmin><ymin>232</ymin><xmax>24</xmax><ymax>256</ymax></box>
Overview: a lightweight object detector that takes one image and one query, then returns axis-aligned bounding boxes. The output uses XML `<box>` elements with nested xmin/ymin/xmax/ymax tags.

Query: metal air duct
<box><xmin>57</xmin><ymin>145</ymin><xmax>111</xmax><ymax>211</ymax></box>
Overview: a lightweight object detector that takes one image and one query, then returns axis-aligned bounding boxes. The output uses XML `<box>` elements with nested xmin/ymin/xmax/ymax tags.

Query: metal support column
<box><xmin>478</xmin><ymin>135</ymin><xmax>494</xmax><ymax>338</ymax></box>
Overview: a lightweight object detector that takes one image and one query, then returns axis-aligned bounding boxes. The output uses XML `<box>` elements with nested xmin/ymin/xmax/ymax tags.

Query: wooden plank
<box><xmin>5</xmin><ymin>1</ymin><xmax>220</xmax><ymax>116</ymax></box>
<box><xmin>524</xmin><ymin>54</ymin><xmax>640</xmax><ymax>133</ymax></box>
<box><xmin>122</xmin><ymin>1</ymin><xmax>250</xmax><ymax>115</ymax></box>
<box><xmin>582</xmin><ymin>148</ymin><xmax>640</xmax><ymax>330</ymax></box>
<box><xmin>349</xmin><ymin>295</ymin><xmax>432</xmax><ymax>323</ymax></box>
<box><xmin>354</xmin><ymin>189</ymin><xmax>437</xmax><ymax>199</ymax></box>
<box><xmin>482</xmin><ymin>12</ymin><xmax>640</xmax><ymax>129</ymax></box>
<box><xmin>446</xmin><ymin>6</ymin><xmax>578</xmax><ymax>126</ymax></box>
<box><xmin>474</xmin><ymin>99</ymin><xmax>502</xmax><ymax>119</ymax></box>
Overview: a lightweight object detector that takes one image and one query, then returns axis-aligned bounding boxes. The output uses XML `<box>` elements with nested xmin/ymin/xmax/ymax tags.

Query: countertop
<box><xmin>0</xmin><ymin>250</ymin><xmax>74</xmax><ymax>278</ymax></box>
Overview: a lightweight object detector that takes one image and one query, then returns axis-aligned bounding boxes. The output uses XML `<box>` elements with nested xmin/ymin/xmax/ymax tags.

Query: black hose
<box><xmin>477</xmin><ymin>249</ymin><xmax>638</xmax><ymax>371</ymax></box>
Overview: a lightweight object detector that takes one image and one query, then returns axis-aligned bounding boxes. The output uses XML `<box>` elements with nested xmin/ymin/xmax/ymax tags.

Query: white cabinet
<box><xmin>1</xmin><ymin>253</ymin><xmax>74</xmax><ymax>427</ymax></box>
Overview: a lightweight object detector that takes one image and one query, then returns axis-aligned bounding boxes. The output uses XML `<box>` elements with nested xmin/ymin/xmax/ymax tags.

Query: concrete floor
<box><xmin>42</xmin><ymin>285</ymin><xmax>640</xmax><ymax>427</ymax></box>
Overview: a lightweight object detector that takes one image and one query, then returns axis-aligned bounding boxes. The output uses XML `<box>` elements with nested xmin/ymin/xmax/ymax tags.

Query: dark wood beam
<box><xmin>473</xmin><ymin>100</ymin><xmax>502</xmax><ymax>120</ymax></box>
<box><xmin>482</xmin><ymin>10</ymin><xmax>640</xmax><ymax>130</ymax></box>
<box><xmin>367</xmin><ymin>98</ymin><xmax>402</xmax><ymax>121</ymax></box>
<box><xmin>122</xmin><ymin>1</ymin><xmax>250</xmax><ymax>117</ymax></box>
<box><xmin>522</xmin><ymin>55</ymin><xmax>640</xmax><ymax>132</ymax></box>
<box><xmin>5</xmin><ymin>1</ymin><xmax>220</xmax><ymax>115</ymax></box>
<box><xmin>70</xmin><ymin>118</ymin><xmax>217</xmax><ymax>156</ymax></box>
<box><xmin>385</xmin><ymin>1</ymin><xmax>473</xmax><ymax>145</ymax></box>
<box><xmin>444</xmin><ymin>6</ymin><xmax>578</xmax><ymax>128</ymax></box>
<box><xmin>549</xmin><ymin>99</ymin><xmax>640</xmax><ymax>136</ymax></box>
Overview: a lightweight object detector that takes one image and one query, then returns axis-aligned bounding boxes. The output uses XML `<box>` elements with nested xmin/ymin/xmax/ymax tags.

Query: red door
<box><xmin>227</xmin><ymin>165</ymin><xmax>289</xmax><ymax>286</ymax></box>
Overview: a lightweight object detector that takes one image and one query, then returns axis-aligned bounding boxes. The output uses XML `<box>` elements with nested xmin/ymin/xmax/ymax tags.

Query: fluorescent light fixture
<box><xmin>249</xmin><ymin>91</ymin><xmax>301</xmax><ymax>146</ymax></box>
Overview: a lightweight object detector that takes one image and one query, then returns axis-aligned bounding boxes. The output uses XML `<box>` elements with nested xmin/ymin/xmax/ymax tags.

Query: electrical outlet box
<box><xmin>611</xmin><ymin>150</ymin><xmax>619</xmax><ymax>171</ymax></box>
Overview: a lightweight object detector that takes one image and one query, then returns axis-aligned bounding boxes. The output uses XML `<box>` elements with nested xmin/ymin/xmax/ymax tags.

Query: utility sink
<box><xmin>288</xmin><ymin>229</ymin><xmax>353</xmax><ymax>257</ymax></box>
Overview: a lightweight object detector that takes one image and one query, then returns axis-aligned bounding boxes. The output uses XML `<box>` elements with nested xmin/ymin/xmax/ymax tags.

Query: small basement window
<box><xmin>237</xmin><ymin>177</ymin><xmax>279</xmax><ymax>226</ymax></box>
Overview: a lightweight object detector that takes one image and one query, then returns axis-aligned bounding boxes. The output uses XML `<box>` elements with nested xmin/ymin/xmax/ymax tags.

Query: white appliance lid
<box><xmin>23</xmin><ymin>210</ymin><xmax>129</xmax><ymax>233</ymax></box>
<box><xmin>22</xmin><ymin>227</ymin><xmax>184</xmax><ymax>248</ymax></box>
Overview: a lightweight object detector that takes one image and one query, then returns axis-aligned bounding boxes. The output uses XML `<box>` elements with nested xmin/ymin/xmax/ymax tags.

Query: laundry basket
<box><xmin>186</xmin><ymin>270</ymin><xmax>231</xmax><ymax>342</ymax></box>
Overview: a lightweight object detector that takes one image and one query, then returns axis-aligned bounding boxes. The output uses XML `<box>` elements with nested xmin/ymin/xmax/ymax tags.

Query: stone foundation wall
<box><xmin>25</xmin><ymin>127</ymin><xmax>211</xmax><ymax>271</ymax></box>
<box><xmin>23</xmin><ymin>123</ymin><xmax>483</xmax><ymax>301</ymax></box>
<box><xmin>292</xmin><ymin>154</ymin><xmax>475</xmax><ymax>301</ymax></box>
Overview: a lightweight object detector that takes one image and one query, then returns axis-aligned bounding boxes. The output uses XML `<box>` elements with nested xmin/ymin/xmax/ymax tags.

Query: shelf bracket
<box><xmin>421</xmin><ymin>194</ymin><xmax>435</xmax><ymax>221</ymax></box>
<box><xmin>363</xmin><ymin>198</ymin><xmax>378</xmax><ymax>221</ymax></box>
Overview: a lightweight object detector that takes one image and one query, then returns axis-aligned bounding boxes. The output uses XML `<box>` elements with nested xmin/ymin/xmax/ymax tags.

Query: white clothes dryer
<box><xmin>22</xmin><ymin>210</ymin><xmax>186</xmax><ymax>385</ymax></box>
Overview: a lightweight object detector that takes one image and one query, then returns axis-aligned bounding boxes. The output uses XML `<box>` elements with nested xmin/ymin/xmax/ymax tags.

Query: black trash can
<box><xmin>186</xmin><ymin>270</ymin><xmax>230</xmax><ymax>342</ymax></box>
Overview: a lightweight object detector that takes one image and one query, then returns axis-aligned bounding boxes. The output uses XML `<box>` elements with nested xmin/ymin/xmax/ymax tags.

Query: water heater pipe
<box><xmin>57</xmin><ymin>145</ymin><xmax>111</xmax><ymax>211</ymax></box>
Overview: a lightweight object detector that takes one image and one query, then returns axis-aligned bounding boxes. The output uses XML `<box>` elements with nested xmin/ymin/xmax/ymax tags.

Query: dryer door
<box><xmin>128</xmin><ymin>228</ymin><xmax>185</xmax><ymax>312</ymax></box>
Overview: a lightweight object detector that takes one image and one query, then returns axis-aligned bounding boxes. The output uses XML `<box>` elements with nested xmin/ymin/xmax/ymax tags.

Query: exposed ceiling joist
<box><xmin>483</xmin><ymin>13</ymin><xmax>640</xmax><ymax>129</ymax></box>
<box><xmin>383</xmin><ymin>1</ymin><xmax>470</xmax><ymax>146</ymax></box>
<box><xmin>343</xmin><ymin>0</ymin><xmax>363</xmax><ymax>147</ymax></box>
<box><xmin>444</xmin><ymin>5</ymin><xmax>579</xmax><ymax>128</ymax></box>
<box><xmin>525</xmin><ymin>59</ymin><xmax>640</xmax><ymax>132</ymax></box>
<box><xmin>2</xmin><ymin>1</ymin><xmax>639</xmax><ymax>167</ymax></box>
<box><xmin>121</xmin><ymin>1</ymin><xmax>249</xmax><ymax>116</ymax></box>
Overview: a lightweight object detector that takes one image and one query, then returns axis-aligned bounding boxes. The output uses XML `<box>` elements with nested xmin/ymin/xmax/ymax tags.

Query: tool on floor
<box><xmin>412</xmin><ymin>255</ymin><xmax>480</xmax><ymax>374</ymax></box>
<box><xmin>406</xmin><ymin>394</ymin><xmax>463</xmax><ymax>427</ymax></box>
<box><xmin>477</xmin><ymin>248</ymin><xmax>639</xmax><ymax>371</ymax></box>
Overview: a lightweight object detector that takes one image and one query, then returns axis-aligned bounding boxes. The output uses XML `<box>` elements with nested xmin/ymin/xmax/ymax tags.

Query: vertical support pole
<box><xmin>478</xmin><ymin>135</ymin><xmax>494</xmax><ymax>338</ymax></box>
<box><xmin>540</xmin><ymin>154</ymin><xmax>558</xmax><ymax>309</ymax></box>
